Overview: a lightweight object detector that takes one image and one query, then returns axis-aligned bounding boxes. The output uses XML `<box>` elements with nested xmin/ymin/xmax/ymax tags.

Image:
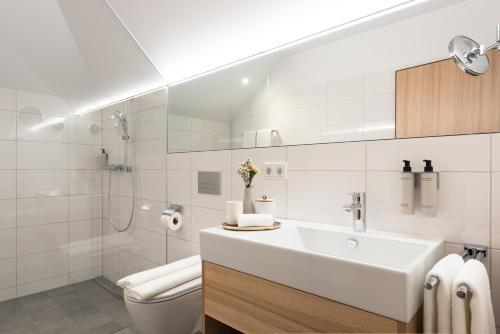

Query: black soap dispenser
<box><xmin>400</xmin><ymin>160</ymin><xmax>415</xmax><ymax>214</ymax></box>
<box><xmin>421</xmin><ymin>160</ymin><xmax>437</xmax><ymax>217</ymax></box>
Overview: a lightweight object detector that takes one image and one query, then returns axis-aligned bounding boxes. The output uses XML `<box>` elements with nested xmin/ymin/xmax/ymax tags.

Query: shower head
<box><xmin>449</xmin><ymin>35</ymin><xmax>490</xmax><ymax>76</ymax></box>
<box><xmin>449</xmin><ymin>25</ymin><xmax>500</xmax><ymax>76</ymax></box>
<box><xmin>113</xmin><ymin>110</ymin><xmax>129</xmax><ymax>139</ymax></box>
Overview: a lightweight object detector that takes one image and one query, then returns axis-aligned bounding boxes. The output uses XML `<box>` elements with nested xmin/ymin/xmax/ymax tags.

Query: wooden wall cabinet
<box><xmin>202</xmin><ymin>261</ymin><xmax>422</xmax><ymax>334</ymax></box>
<box><xmin>396</xmin><ymin>52</ymin><xmax>500</xmax><ymax>138</ymax></box>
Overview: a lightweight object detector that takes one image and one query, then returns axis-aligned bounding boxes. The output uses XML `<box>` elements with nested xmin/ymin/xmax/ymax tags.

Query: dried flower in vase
<box><xmin>236</xmin><ymin>158</ymin><xmax>260</xmax><ymax>188</ymax></box>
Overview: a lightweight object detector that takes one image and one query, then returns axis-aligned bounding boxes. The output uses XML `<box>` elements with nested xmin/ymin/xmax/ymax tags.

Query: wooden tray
<box><xmin>222</xmin><ymin>222</ymin><xmax>281</xmax><ymax>231</ymax></box>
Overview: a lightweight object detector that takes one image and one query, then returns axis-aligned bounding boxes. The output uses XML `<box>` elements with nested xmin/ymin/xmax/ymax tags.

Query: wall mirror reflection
<box><xmin>167</xmin><ymin>37</ymin><xmax>396</xmax><ymax>153</ymax></box>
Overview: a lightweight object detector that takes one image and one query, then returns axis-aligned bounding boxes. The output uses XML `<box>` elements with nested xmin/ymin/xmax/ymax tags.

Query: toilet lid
<box><xmin>125</xmin><ymin>277</ymin><xmax>202</xmax><ymax>304</ymax></box>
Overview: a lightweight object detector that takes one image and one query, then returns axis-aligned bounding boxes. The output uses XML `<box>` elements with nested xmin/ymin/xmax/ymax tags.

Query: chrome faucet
<box><xmin>343</xmin><ymin>192</ymin><xmax>366</xmax><ymax>232</ymax></box>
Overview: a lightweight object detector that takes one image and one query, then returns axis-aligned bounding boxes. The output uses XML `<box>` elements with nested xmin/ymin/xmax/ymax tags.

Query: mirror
<box><xmin>167</xmin><ymin>32</ymin><xmax>396</xmax><ymax>153</ymax></box>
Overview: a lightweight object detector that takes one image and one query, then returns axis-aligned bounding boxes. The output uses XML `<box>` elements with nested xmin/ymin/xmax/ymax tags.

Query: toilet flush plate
<box><xmin>198</xmin><ymin>171</ymin><xmax>221</xmax><ymax>195</ymax></box>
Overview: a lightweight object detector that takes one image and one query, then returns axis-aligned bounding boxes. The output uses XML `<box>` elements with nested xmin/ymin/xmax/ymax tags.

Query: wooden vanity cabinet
<box><xmin>202</xmin><ymin>261</ymin><xmax>422</xmax><ymax>333</ymax></box>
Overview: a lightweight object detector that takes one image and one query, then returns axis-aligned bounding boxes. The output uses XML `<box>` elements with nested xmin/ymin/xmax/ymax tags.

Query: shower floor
<box><xmin>0</xmin><ymin>278</ymin><xmax>137</xmax><ymax>334</ymax></box>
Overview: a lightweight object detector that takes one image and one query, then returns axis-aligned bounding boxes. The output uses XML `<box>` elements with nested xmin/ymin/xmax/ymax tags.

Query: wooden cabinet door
<box><xmin>396</xmin><ymin>52</ymin><xmax>500</xmax><ymax>138</ymax></box>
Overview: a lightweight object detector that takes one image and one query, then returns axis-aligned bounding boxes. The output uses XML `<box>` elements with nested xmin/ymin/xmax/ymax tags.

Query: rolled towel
<box><xmin>117</xmin><ymin>255</ymin><xmax>200</xmax><ymax>288</ymax></box>
<box><xmin>237</xmin><ymin>214</ymin><xmax>274</xmax><ymax>227</ymax></box>
<box><xmin>125</xmin><ymin>263</ymin><xmax>202</xmax><ymax>301</ymax></box>
<box><xmin>424</xmin><ymin>254</ymin><xmax>464</xmax><ymax>334</ymax></box>
<box><xmin>452</xmin><ymin>260</ymin><xmax>496</xmax><ymax>334</ymax></box>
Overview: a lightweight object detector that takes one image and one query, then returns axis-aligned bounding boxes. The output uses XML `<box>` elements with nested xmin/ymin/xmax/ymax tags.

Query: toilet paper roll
<box><xmin>161</xmin><ymin>212</ymin><xmax>183</xmax><ymax>231</ymax></box>
<box><xmin>226</xmin><ymin>201</ymin><xmax>243</xmax><ymax>226</ymax></box>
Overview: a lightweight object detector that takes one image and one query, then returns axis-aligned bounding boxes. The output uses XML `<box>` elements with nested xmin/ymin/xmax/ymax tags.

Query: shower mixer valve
<box><xmin>101</xmin><ymin>149</ymin><xmax>133</xmax><ymax>173</ymax></box>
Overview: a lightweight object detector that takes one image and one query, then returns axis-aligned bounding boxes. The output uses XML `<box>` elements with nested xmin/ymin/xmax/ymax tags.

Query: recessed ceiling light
<box><xmin>241</xmin><ymin>77</ymin><xmax>249</xmax><ymax>85</ymax></box>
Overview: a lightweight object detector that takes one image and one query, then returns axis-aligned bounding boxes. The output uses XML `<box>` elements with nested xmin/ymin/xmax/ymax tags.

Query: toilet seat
<box><xmin>124</xmin><ymin>277</ymin><xmax>202</xmax><ymax>304</ymax></box>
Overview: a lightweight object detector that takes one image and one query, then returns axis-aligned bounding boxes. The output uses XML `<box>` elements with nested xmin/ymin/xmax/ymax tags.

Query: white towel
<box><xmin>242</xmin><ymin>131</ymin><xmax>256</xmax><ymax>148</ymax></box>
<box><xmin>452</xmin><ymin>260</ymin><xmax>496</xmax><ymax>334</ymax></box>
<box><xmin>237</xmin><ymin>214</ymin><xmax>274</xmax><ymax>227</ymax></box>
<box><xmin>116</xmin><ymin>255</ymin><xmax>201</xmax><ymax>288</ymax></box>
<box><xmin>125</xmin><ymin>263</ymin><xmax>202</xmax><ymax>301</ymax></box>
<box><xmin>256</xmin><ymin>129</ymin><xmax>272</xmax><ymax>147</ymax></box>
<box><xmin>424</xmin><ymin>254</ymin><xmax>464</xmax><ymax>333</ymax></box>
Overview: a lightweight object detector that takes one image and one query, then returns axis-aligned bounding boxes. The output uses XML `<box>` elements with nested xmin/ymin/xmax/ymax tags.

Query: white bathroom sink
<box><xmin>200</xmin><ymin>219</ymin><xmax>444</xmax><ymax>323</ymax></box>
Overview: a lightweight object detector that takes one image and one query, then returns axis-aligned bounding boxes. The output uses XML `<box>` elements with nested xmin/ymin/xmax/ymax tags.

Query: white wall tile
<box><xmin>132</xmin><ymin>89</ymin><xmax>166</xmax><ymax>113</ymax></box>
<box><xmin>69</xmin><ymin>144</ymin><xmax>101</xmax><ymax>169</ymax></box>
<box><xmin>287</xmin><ymin>171</ymin><xmax>365</xmax><ymax>225</ymax></box>
<box><xmin>137</xmin><ymin>170</ymin><xmax>166</xmax><ymax>201</ymax></box>
<box><xmin>69</xmin><ymin>267</ymin><xmax>101</xmax><ymax>284</ymax></box>
<box><xmin>167</xmin><ymin>170</ymin><xmax>192</xmax><ymax>205</ymax></box>
<box><xmin>367</xmin><ymin>135</ymin><xmax>491</xmax><ymax>172</ymax></box>
<box><xmin>135</xmin><ymin>199</ymin><xmax>166</xmax><ymax>234</ymax></box>
<box><xmin>492</xmin><ymin>172</ymin><xmax>500</xmax><ymax>249</ymax></box>
<box><xmin>69</xmin><ymin>170</ymin><xmax>102</xmax><ymax>195</ymax></box>
<box><xmin>17</xmin><ymin>141</ymin><xmax>68</xmax><ymax>169</ymax></box>
<box><xmin>0</xmin><ymin>258</ymin><xmax>16</xmax><ymax>290</ymax></box>
<box><xmin>327</xmin><ymin>122</ymin><xmax>363</xmax><ymax>142</ymax></box>
<box><xmin>17</xmin><ymin>113</ymin><xmax>68</xmax><ymax>143</ymax></box>
<box><xmin>17</xmin><ymin>249</ymin><xmax>68</xmax><ymax>284</ymax></box>
<box><xmin>327</xmin><ymin>75</ymin><xmax>363</xmax><ymax>102</ymax></box>
<box><xmin>0</xmin><ymin>170</ymin><xmax>16</xmax><ymax>199</ymax></box>
<box><xmin>133</xmin><ymin>106</ymin><xmax>166</xmax><ymax>141</ymax></box>
<box><xmin>0</xmin><ymin>199</ymin><xmax>16</xmax><ymax>230</ymax></box>
<box><xmin>69</xmin><ymin>195</ymin><xmax>102</xmax><ymax>221</ymax></box>
<box><xmin>363</xmin><ymin>94</ymin><xmax>395</xmax><ymax>122</ymax></box>
<box><xmin>167</xmin><ymin>236</ymin><xmax>194</xmax><ymax>263</ymax></box>
<box><xmin>0</xmin><ymin>140</ymin><xmax>15</xmax><ymax>169</ymax></box>
<box><xmin>363</xmin><ymin>119</ymin><xmax>395</xmax><ymax>140</ymax></box>
<box><xmin>17</xmin><ymin>222</ymin><xmax>68</xmax><ymax>255</ymax></box>
<box><xmin>69</xmin><ymin>243</ymin><xmax>100</xmax><ymax>273</ymax></box>
<box><xmin>191</xmin><ymin>207</ymin><xmax>225</xmax><ymax>244</ymax></box>
<box><xmin>327</xmin><ymin>99</ymin><xmax>363</xmax><ymax>125</ymax></box>
<box><xmin>0</xmin><ymin>228</ymin><xmax>16</xmax><ymax>259</ymax></box>
<box><xmin>69</xmin><ymin>219</ymin><xmax>101</xmax><ymax>247</ymax></box>
<box><xmin>298</xmin><ymin>83</ymin><xmax>327</xmax><ymax>107</ymax></box>
<box><xmin>287</xmin><ymin>141</ymin><xmax>365</xmax><ymax>171</ymax></box>
<box><xmin>124</xmin><ymin>227</ymin><xmax>166</xmax><ymax>265</ymax></box>
<box><xmin>118</xmin><ymin>250</ymin><xmax>145</xmax><ymax>277</ymax></box>
<box><xmin>363</xmin><ymin>68</ymin><xmax>395</xmax><ymax>97</ymax></box>
<box><xmin>167</xmin><ymin>153</ymin><xmax>191</xmax><ymax>170</ymax></box>
<box><xmin>492</xmin><ymin>134</ymin><xmax>500</xmax><ymax>171</ymax></box>
<box><xmin>367</xmin><ymin>172</ymin><xmax>490</xmax><ymax>245</ymax></box>
<box><xmin>17</xmin><ymin>275</ymin><xmax>68</xmax><ymax>298</ymax></box>
<box><xmin>68</xmin><ymin>116</ymin><xmax>102</xmax><ymax>145</ymax></box>
<box><xmin>17</xmin><ymin>170</ymin><xmax>68</xmax><ymax>198</ymax></box>
<box><xmin>0</xmin><ymin>88</ymin><xmax>16</xmax><ymax>111</ymax></box>
<box><xmin>134</xmin><ymin>139</ymin><xmax>167</xmax><ymax>170</ymax></box>
<box><xmin>17</xmin><ymin>91</ymin><xmax>70</xmax><ymax>117</ymax></box>
<box><xmin>191</xmin><ymin>150</ymin><xmax>230</xmax><ymax>171</ymax></box>
<box><xmin>17</xmin><ymin>197</ymin><xmax>68</xmax><ymax>227</ymax></box>
<box><xmin>0</xmin><ymin>110</ymin><xmax>16</xmax><ymax>141</ymax></box>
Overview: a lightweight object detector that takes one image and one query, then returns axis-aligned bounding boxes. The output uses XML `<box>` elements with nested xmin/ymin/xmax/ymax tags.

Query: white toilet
<box><xmin>124</xmin><ymin>277</ymin><xmax>202</xmax><ymax>334</ymax></box>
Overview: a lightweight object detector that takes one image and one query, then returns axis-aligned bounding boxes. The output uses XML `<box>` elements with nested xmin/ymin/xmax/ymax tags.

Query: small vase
<box><xmin>243</xmin><ymin>186</ymin><xmax>255</xmax><ymax>214</ymax></box>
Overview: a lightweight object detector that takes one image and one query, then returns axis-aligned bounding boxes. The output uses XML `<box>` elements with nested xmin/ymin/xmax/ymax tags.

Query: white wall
<box><xmin>166</xmin><ymin>134</ymin><xmax>500</xmax><ymax>329</ymax></box>
<box><xmin>0</xmin><ymin>87</ymin><xmax>103</xmax><ymax>301</ymax></box>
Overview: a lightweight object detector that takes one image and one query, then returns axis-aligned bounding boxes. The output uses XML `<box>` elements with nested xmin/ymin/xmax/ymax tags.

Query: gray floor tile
<box><xmin>0</xmin><ymin>278</ymin><xmax>133</xmax><ymax>334</ymax></box>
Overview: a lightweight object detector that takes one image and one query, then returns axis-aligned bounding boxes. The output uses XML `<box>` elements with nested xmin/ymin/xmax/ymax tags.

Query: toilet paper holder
<box><xmin>162</xmin><ymin>204</ymin><xmax>183</xmax><ymax>224</ymax></box>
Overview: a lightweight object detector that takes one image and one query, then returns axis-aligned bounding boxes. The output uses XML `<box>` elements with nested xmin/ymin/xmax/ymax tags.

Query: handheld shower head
<box><xmin>112</xmin><ymin>110</ymin><xmax>129</xmax><ymax>139</ymax></box>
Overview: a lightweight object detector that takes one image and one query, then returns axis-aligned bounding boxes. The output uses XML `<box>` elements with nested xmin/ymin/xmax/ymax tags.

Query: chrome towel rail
<box><xmin>424</xmin><ymin>244</ymin><xmax>487</xmax><ymax>294</ymax></box>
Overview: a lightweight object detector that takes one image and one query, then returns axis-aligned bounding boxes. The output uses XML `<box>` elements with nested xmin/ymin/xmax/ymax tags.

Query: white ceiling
<box><xmin>0</xmin><ymin>0</ymin><xmax>163</xmax><ymax>114</ymax></box>
<box><xmin>0</xmin><ymin>0</ymin><xmax>464</xmax><ymax>113</ymax></box>
<box><xmin>107</xmin><ymin>0</ymin><xmax>439</xmax><ymax>84</ymax></box>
